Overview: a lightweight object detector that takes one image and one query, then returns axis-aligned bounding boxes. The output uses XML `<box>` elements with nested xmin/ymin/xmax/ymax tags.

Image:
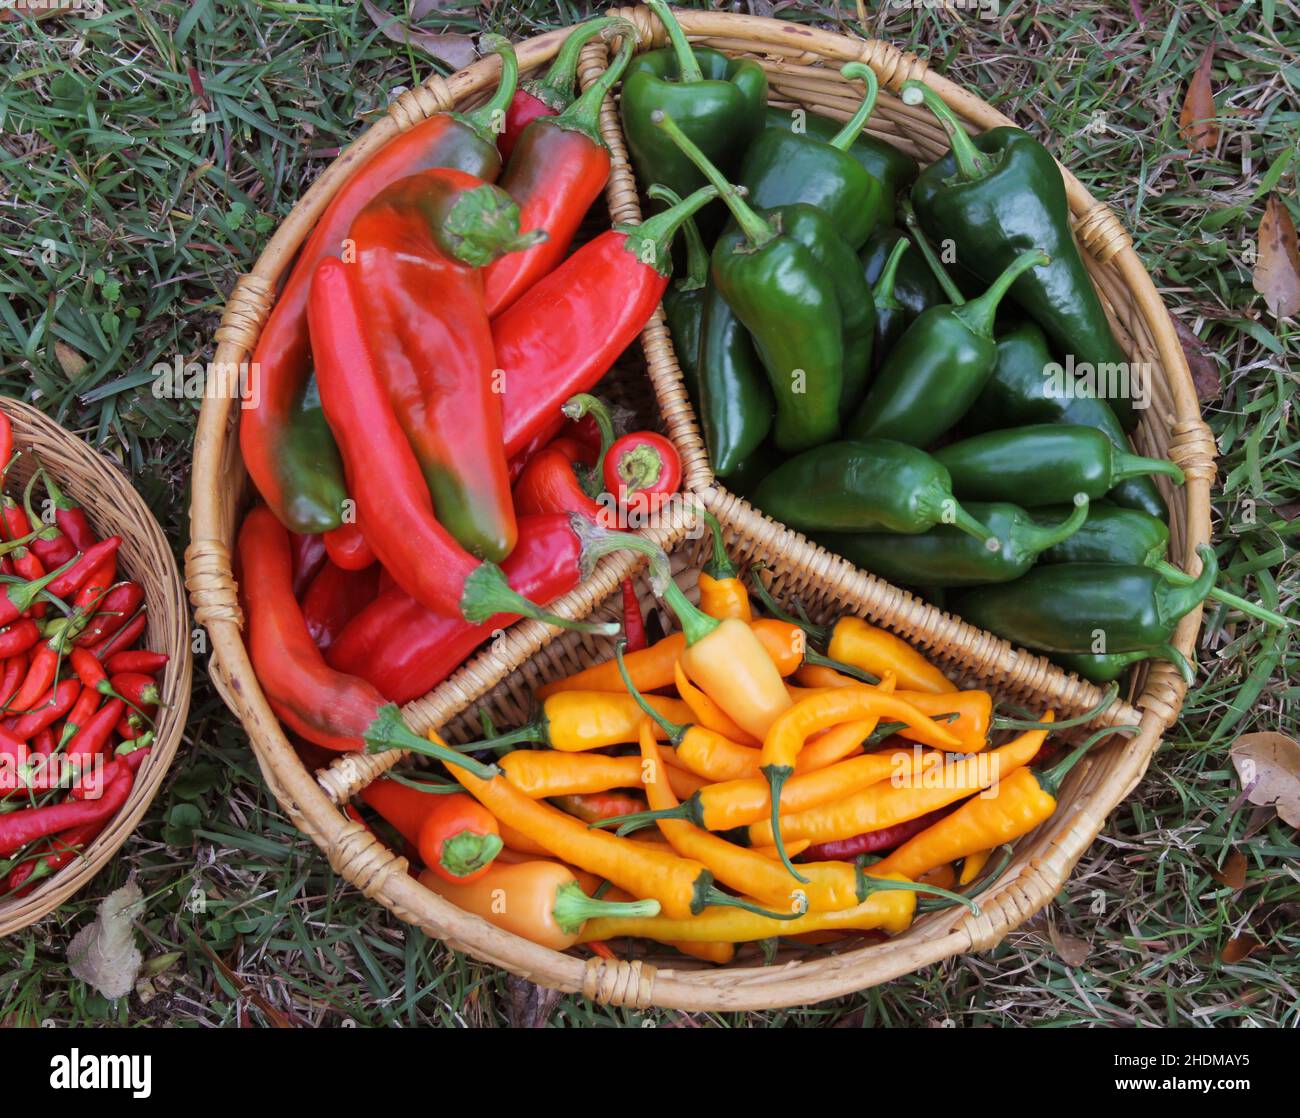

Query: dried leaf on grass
<box><xmin>1172</xmin><ymin>318</ymin><xmax>1220</xmax><ymax>400</ymax></box>
<box><xmin>1179</xmin><ymin>43</ymin><xmax>1218</xmax><ymax>151</ymax></box>
<box><xmin>1210</xmin><ymin>849</ymin><xmax>1247</xmax><ymax>891</ymax></box>
<box><xmin>361</xmin><ymin>0</ymin><xmax>476</xmax><ymax>69</ymax></box>
<box><xmin>1253</xmin><ymin>194</ymin><xmax>1300</xmax><ymax>320</ymax></box>
<box><xmin>1049</xmin><ymin>923</ymin><xmax>1090</xmax><ymax>967</ymax></box>
<box><xmin>54</xmin><ymin>340</ymin><xmax>87</xmax><ymax>378</ymax></box>
<box><xmin>1220</xmin><ymin>932</ymin><xmax>1263</xmax><ymax>964</ymax></box>
<box><xmin>507</xmin><ymin>973</ymin><xmax>562</xmax><ymax>1028</ymax></box>
<box><xmin>1230</xmin><ymin>731</ymin><xmax>1300</xmax><ymax>828</ymax></box>
<box><xmin>68</xmin><ymin>879</ymin><xmax>144</xmax><ymax>1000</ymax></box>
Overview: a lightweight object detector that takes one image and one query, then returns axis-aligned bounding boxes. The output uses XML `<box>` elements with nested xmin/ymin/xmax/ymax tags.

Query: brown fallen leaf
<box><xmin>1230</xmin><ymin>731</ymin><xmax>1300</xmax><ymax>828</ymax></box>
<box><xmin>1271</xmin><ymin>501</ymin><xmax>1300</xmax><ymax>522</ymax></box>
<box><xmin>1253</xmin><ymin>194</ymin><xmax>1300</xmax><ymax>320</ymax></box>
<box><xmin>1210</xmin><ymin>849</ymin><xmax>1247</xmax><ymax>891</ymax></box>
<box><xmin>361</xmin><ymin>0</ymin><xmax>476</xmax><ymax>69</ymax></box>
<box><xmin>1179</xmin><ymin>43</ymin><xmax>1218</xmax><ymax>151</ymax></box>
<box><xmin>54</xmin><ymin>340</ymin><xmax>87</xmax><ymax>378</ymax></box>
<box><xmin>507</xmin><ymin>973</ymin><xmax>562</xmax><ymax>1028</ymax></box>
<box><xmin>1220</xmin><ymin>932</ymin><xmax>1263</xmax><ymax>964</ymax></box>
<box><xmin>1172</xmin><ymin>318</ymin><xmax>1220</xmax><ymax>400</ymax></box>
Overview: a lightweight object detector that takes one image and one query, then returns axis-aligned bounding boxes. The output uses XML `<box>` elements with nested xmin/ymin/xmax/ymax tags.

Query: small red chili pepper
<box><xmin>73</xmin><ymin>582</ymin><xmax>144</xmax><ymax>648</ymax></box>
<box><xmin>44</xmin><ymin>538</ymin><xmax>120</xmax><ymax>600</ymax></box>
<box><xmin>5</xmin><ymin>819</ymin><xmax>101</xmax><ymax>896</ymax></box>
<box><xmin>9</xmin><ymin>644</ymin><xmax>60</xmax><ymax>714</ymax></box>
<box><xmin>0</xmin><ymin>654</ymin><xmax>25</xmax><ymax>709</ymax></box>
<box><xmin>322</xmin><ymin>520</ymin><xmax>374</xmax><ymax>572</ymax></box>
<box><xmin>106</xmin><ymin>672</ymin><xmax>160</xmax><ymax>712</ymax></box>
<box><xmin>41</xmin><ymin>472</ymin><xmax>98</xmax><ymax>552</ymax></box>
<box><xmin>603</xmin><ymin>431</ymin><xmax>682</xmax><ymax>521</ymax></box>
<box><xmin>5</xmin><ymin>678</ymin><xmax>80</xmax><ymax>741</ymax></box>
<box><xmin>88</xmin><ymin>608</ymin><xmax>147</xmax><ymax>660</ymax></box>
<box><xmin>0</xmin><ymin>556</ymin><xmax>76</xmax><ymax>629</ymax></box>
<box><xmin>0</xmin><ymin>761</ymin><xmax>133</xmax><ymax>857</ymax></box>
<box><xmin>799</xmin><ymin>808</ymin><xmax>952</xmax><ymax>862</ymax></box>
<box><xmin>72</xmin><ymin>555</ymin><xmax>117</xmax><ymax>611</ymax></box>
<box><xmin>105</xmin><ymin>650</ymin><xmax>169</xmax><ymax>677</ymax></box>
<box><xmin>360</xmin><ymin>779</ymin><xmax>501</xmax><ymax>883</ymax></box>
<box><xmin>11</xmin><ymin>548</ymin><xmax>47</xmax><ymax>617</ymax></box>
<box><xmin>31</xmin><ymin>727</ymin><xmax>56</xmax><ymax>757</ymax></box>
<box><xmin>23</xmin><ymin>473</ymin><xmax>76</xmax><ymax>569</ymax></box>
<box><xmin>70</xmin><ymin>646</ymin><xmax>107</xmax><ymax>691</ymax></box>
<box><xmin>60</xmin><ymin>684</ymin><xmax>101</xmax><ymax>749</ymax></box>
<box><xmin>622</xmin><ymin>579</ymin><xmax>647</xmax><ymax>652</ymax></box>
<box><xmin>61</xmin><ymin>698</ymin><xmax>124</xmax><ymax>773</ymax></box>
<box><xmin>301</xmin><ymin>561</ymin><xmax>380</xmax><ymax>652</ymax></box>
<box><xmin>70</xmin><ymin>743</ymin><xmax>150</xmax><ymax>801</ymax></box>
<box><xmin>0</xmin><ymin>409</ymin><xmax>11</xmax><ymax>477</ymax></box>
<box><xmin>291</xmin><ymin>532</ymin><xmax>328</xmax><ymax>598</ymax></box>
<box><xmin>0</xmin><ymin>620</ymin><xmax>38</xmax><ymax>659</ymax></box>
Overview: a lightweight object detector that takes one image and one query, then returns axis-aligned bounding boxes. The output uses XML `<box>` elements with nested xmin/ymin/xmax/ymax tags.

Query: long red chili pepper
<box><xmin>240</xmin><ymin>39</ymin><xmax>519</xmax><ymax>534</ymax></box>
<box><xmin>88</xmin><ymin>609</ymin><xmax>146</xmax><ymax>659</ymax></box>
<box><xmin>23</xmin><ymin>473</ymin><xmax>77</xmax><ymax>569</ymax></box>
<box><xmin>62</xmin><ymin>698</ymin><xmax>124</xmax><ymax>772</ymax></box>
<box><xmin>105</xmin><ymin>650</ymin><xmax>168</xmax><ymax>677</ymax></box>
<box><xmin>322</xmin><ymin>520</ymin><xmax>374</xmax><ymax>572</ymax></box>
<box><xmin>799</xmin><ymin>808</ymin><xmax>952</xmax><ymax>862</ymax></box>
<box><xmin>493</xmin><ymin>184</ymin><xmax>718</xmax><ymax>462</ymax></box>
<box><xmin>348</xmin><ymin>169</ymin><xmax>540</xmax><ymax>563</ymax></box>
<box><xmin>45</xmin><ymin>538</ymin><xmax>120</xmax><ymax>599</ymax></box>
<box><xmin>73</xmin><ymin>582</ymin><xmax>144</xmax><ymax>648</ymax></box>
<box><xmin>5</xmin><ymin>819</ymin><xmax>101</xmax><ymax>896</ymax></box>
<box><xmin>69</xmin><ymin>743</ymin><xmax>151</xmax><ymax>801</ymax></box>
<box><xmin>60</xmin><ymin>685</ymin><xmax>100</xmax><ymax>748</ymax></box>
<box><xmin>10</xmin><ymin>644</ymin><xmax>61</xmax><ymax>713</ymax></box>
<box><xmin>301</xmin><ymin>561</ymin><xmax>380</xmax><ymax>652</ymax></box>
<box><xmin>499</xmin><ymin>16</ymin><xmax>626</xmax><ymax>160</ymax></box>
<box><xmin>0</xmin><ymin>409</ymin><xmax>11</xmax><ymax>476</ymax></box>
<box><xmin>72</xmin><ymin>555</ymin><xmax>117</xmax><ymax>611</ymax></box>
<box><xmin>236</xmin><ymin>505</ymin><xmax>498</xmax><ymax>775</ymax></box>
<box><xmin>0</xmin><ymin>761</ymin><xmax>133</xmax><ymax>857</ymax></box>
<box><xmin>484</xmin><ymin>27</ymin><xmax>634</xmax><ymax>317</ymax></box>
<box><xmin>0</xmin><ymin>620</ymin><xmax>38</xmax><ymax>659</ymax></box>
<box><xmin>622</xmin><ymin>579</ymin><xmax>648</xmax><ymax>652</ymax></box>
<box><xmin>0</xmin><ymin>655</ymin><xmax>24</xmax><ymax>709</ymax></box>
<box><xmin>5</xmin><ymin>679</ymin><xmax>79</xmax><ymax>741</ymax></box>
<box><xmin>326</xmin><ymin>512</ymin><xmax>641</xmax><ymax>704</ymax></box>
<box><xmin>40</xmin><ymin>472</ymin><xmax>97</xmax><ymax>552</ymax></box>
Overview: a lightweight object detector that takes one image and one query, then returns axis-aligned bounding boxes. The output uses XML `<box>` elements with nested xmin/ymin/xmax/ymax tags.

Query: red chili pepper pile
<box><xmin>0</xmin><ymin>407</ymin><xmax>167</xmax><ymax>899</ymax></box>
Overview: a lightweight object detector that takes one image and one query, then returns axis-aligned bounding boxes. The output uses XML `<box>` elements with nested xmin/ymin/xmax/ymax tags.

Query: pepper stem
<box><xmin>1038</xmin><ymin>724</ymin><xmax>1140</xmax><ymax>797</ymax></box>
<box><xmin>1020</xmin><ymin>493</ymin><xmax>1090</xmax><ymax>556</ymax></box>
<box><xmin>1111</xmin><ymin>449</ymin><xmax>1186</xmax><ymax>486</ymax></box>
<box><xmin>0</xmin><ymin>528</ymin><xmax>43</xmax><ymax>557</ymax></box>
<box><xmin>463</xmin><ymin>36</ymin><xmax>520</xmax><ymax>142</ymax></box>
<box><xmin>651</xmin><ymin>109</ymin><xmax>774</xmax><ymax>248</ymax></box>
<box><xmin>646</xmin><ymin>0</ymin><xmax>703</xmax><ymax>83</ymax></box>
<box><xmin>1153</xmin><ymin>543</ymin><xmax>1218</xmax><ymax>631</ymax></box>
<box><xmin>614</xmin><ymin>640</ymin><xmax>688</xmax><ymax>741</ymax></box>
<box><xmin>748</xmin><ymin>566</ymin><xmax>831</xmax><ymax>643</ymax></box>
<box><xmin>1152</xmin><ymin>559</ymin><xmax>1293</xmax><ymax>628</ymax></box>
<box><xmin>552</xmin><ymin>880</ymin><xmax>661</xmax><ymax>934</ymax></box>
<box><xmin>761</xmin><ymin>764</ymin><xmax>807</xmax><ymax>883</ymax></box>
<box><xmin>702</xmin><ymin>887</ymin><xmax>802</xmax><ymax>921</ymax></box>
<box><xmin>528</xmin><ymin>16</ymin><xmax>629</xmax><ymax>111</ymax></box>
<box><xmin>440</xmin><ymin>184</ymin><xmax>547</xmax><ymax>268</ymax></box>
<box><xmin>41</xmin><ymin>466</ymin><xmax>77</xmax><ymax>512</ymax></box>
<box><xmin>953</xmin><ymin>249</ymin><xmax>1051</xmax><ymax>339</ymax></box>
<box><xmin>995</xmin><ymin>688</ymin><xmax>1115</xmax><ymax>732</ymax></box>
<box><xmin>464</xmin><ymin>714</ymin><xmax>546</xmax><ymax>755</ymax></box>
<box><xmin>944</xmin><ymin>502</ymin><xmax>998</xmax><ymax>548</ymax></box>
<box><xmin>648</xmin><ymin>185</ymin><xmax>708</xmax><ymax>291</ymax></box>
<box><xmin>590</xmin><ymin>802</ymin><xmax>691</xmax><ymax>833</ymax></box>
<box><xmin>900</xmin><ymin>79</ymin><xmax>991</xmax><ymax>182</ymax></box>
<box><xmin>562</xmin><ymin>393</ymin><xmax>616</xmax><ymax>498</ymax></box>
<box><xmin>872</xmin><ymin>237</ymin><xmax>910</xmax><ymax>310</ymax></box>
<box><xmin>691</xmin><ymin>503</ymin><xmax>736</xmax><ymax>580</ymax></box>
<box><xmin>6</xmin><ymin>554</ymin><xmax>78</xmax><ymax>614</ymax></box>
<box><xmin>828</xmin><ymin>62</ymin><xmax>879</xmax><ymax>150</ymax></box>
<box><xmin>614</xmin><ymin>182</ymin><xmax>721</xmax><ymax>277</ymax></box>
<box><xmin>899</xmin><ymin>200</ymin><xmax>966</xmax><ymax>305</ymax></box>
<box><xmin>459</xmin><ymin>560</ymin><xmax>619</xmax><ymax>635</ymax></box>
<box><xmin>22</xmin><ymin>472</ymin><xmax>59</xmax><ymax>541</ymax></box>
<box><xmin>553</xmin><ymin>20</ymin><xmax>636</xmax><ymax>142</ymax></box>
<box><xmin>855</xmin><ymin>862</ymin><xmax>981</xmax><ymax>915</ymax></box>
<box><xmin>803</xmin><ymin>647</ymin><xmax>879</xmax><ymax>684</ymax></box>
<box><xmin>362</xmin><ymin>707</ymin><xmax>499</xmax><ymax>780</ymax></box>
<box><xmin>439</xmin><ymin>829</ymin><xmax>504</xmax><ymax>879</ymax></box>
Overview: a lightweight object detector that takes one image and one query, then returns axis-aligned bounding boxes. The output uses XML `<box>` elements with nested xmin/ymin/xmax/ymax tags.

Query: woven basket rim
<box><xmin>186</xmin><ymin>6</ymin><xmax>1214</xmax><ymax>1010</ymax></box>
<box><xmin>0</xmin><ymin>397</ymin><xmax>193</xmax><ymax>936</ymax></box>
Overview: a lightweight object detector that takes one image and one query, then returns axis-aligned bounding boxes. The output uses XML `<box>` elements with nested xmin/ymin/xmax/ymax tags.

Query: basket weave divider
<box><xmin>187</xmin><ymin>6</ymin><xmax>1216</xmax><ymax>1009</ymax></box>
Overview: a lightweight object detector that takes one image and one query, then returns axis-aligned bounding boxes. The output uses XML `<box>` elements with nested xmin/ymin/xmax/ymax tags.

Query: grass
<box><xmin>0</xmin><ymin>0</ymin><xmax>1297</xmax><ymax>1027</ymax></box>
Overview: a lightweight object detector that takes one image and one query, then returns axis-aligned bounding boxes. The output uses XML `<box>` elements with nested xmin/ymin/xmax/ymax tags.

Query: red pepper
<box><xmin>11</xmin><ymin>549</ymin><xmax>47</xmax><ymax>618</ymax></box>
<box><xmin>70</xmin><ymin>646</ymin><xmax>108</xmax><ymax>690</ymax></box>
<box><xmin>62</xmin><ymin>698</ymin><xmax>124</xmax><ymax>771</ymax></box>
<box><xmin>1</xmin><ymin>495</ymin><xmax>31</xmax><ymax>540</ymax></box>
<box><xmin>239</xmin><ymin>40</ymin><xmax>519</xmax><ymax>534</ymax></box>
<box><xmin>88</xmin><ymin>609</ymin><xmax>147</xmax><ymax>660</ymax></box>
<box><xmin>0</xmin><ymin>408</ymin><xmax>11</xmax><ymax>476</ymax></box>
<box><xmin>484</xmin><ymin>29</ymin><xmax>633</xmax><ymax>317</ymax></box>
<box><xmin>290</xmin><ymin>532</ymin><xmax>328</xmax><ymax>597</ymax></box>
<box><xmin>0</xmin><ymin>619</ymin><xmax>38</xmax><ymax>659</ymax></box>
<box><xmin>348</xmin><ymin>169</ymin><xmax>537</xmax><ymax>562</ymax></box>
<box><xmin>107</xmin><ymin>672</ymin><xmax>160</xmax><ymax>711</ymax></box>
<box><xmin>70</xmin><ymin>743</ymin><xmax>150</xmax><ymax>801</ymax></box>
<box><xmin>0</xmin><ymin>760</ymin><xmax>133</xmax><ymax>857</ymax></box>
<box><xmin>32</xmin><ymin>727</ymin><xmax>56</xmax><ymax>757</ymax></box>
<box><xmin>72</xmin><ymin>582</ymin><xmax>144</xmax><ymax>649</ymax></box>
<box><xmin>621</xmin><ymin>579</ymin><xmax>647</xmax><ymax>652</ymax></box>
<box><xmin>309</xmin><ymin>257</ymin><xmax>597</xmax><ymax>630</ymax></box>
<box><xmin>4</xmin><ymin>819</ymin><xmax>102</xmax><ymax>897</ymax></box>
<box><xmin>322</xmin><ymin>520</ymin><xmax>374</xmax><ymax>572</ymax></box>
<box><xmin>511</xmin><ymin>437</ymin><xmax>603</xmax><ymax>520</ymax></box>
<box><xmin>301</xmin><ymin>561</ymin><xmax>380</xmax><ymax>652</ymax></box>
<box><xmin>0</xmin><ymin>557</ymin><xmax>74</xmax><ymax>628</ymax></box>
<box><xmin>41</xmin><ymin>472</ymin><xmax>98</xmax><ymax>552</ymax></box>
<box><xmin>326</xmin><ymin>512</ymin><xmax>630</xmax><ymax>704</ymax></box>
<box><xmin>799</xmin><ymin>808</ymin><xmax>952</xmax><ymax>862</ymax></box>
<box><xmin>236</xmin><ymin>505</ymin><xmax>498</xmax><ymax>776</ymax></box>
<box><xmin>105</xmin><ymin>650</ymin><xmax>169</xmax><ymax>677</ymax></box>
<box><xmin>499</xmin><ymin>16</ymin><xmax>626</xmax><ymax>160</ymax></box>
<box><xmin>360</xmin><ymin>780</ymin><xmax>501</xmax><ymax>883</ymax></box>
<box><xmin>45</xmin><ymin>538</ymin><xmax>120</xmax><ymax>599</ymax></box>
<box><xmin>72</xmin><ymin>554</ymin><xmax>117</xmax><ymax>611</ymax></box>
<box><xmin>60</xmin><ymin>684</ymin><xmax>101</xmax><ymax>748</ymax></box>
<box><xmin>10</xmin><ymin>643</ymin><xmax>60</xmax><ymax>713</ymax></box>
<box><xmin>5</xmin><ymin>678</ymin><xmax>79</xmax><ymax>741</ymax></box>
<box><xmin>603</xmin><ymin>431</ymin><xmax>682</xmax><ymax>521</ymax></box>
<box><xmin>0</xmin><ymin>654</ymin><xmax>24</xmax><ymax>709</ymax></box>
<box><xmin>494</xmin><ymin>184</ymin><xmax>718</xmax><ymax>462</ymax></box>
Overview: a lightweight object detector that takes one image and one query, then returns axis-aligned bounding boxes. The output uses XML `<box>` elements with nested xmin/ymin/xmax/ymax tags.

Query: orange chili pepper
<box><xmin>501</xmin><ymin>750</ymin><xmax>704</xmax><ymax>799</ymax></box>
<box><xmin>673</xmin><ymin>661</ymin><xmax>758</xmax><ymax>745</ymax></box>
<box><xmin>475</xmin><ymin>690</ymin><xmax>693</xmax><ymax>752</ymax></box>
<box><xmin>536</xmin><ymin>632</ymin><xmax>686</xmax><ymax>698</ymax></box>
<box><xmin>827</xmin><ymin>617</ymin><xmax>954</xmax><ymax>694</ymax></box>
<box><xmin>695</xmin><ymin>508</ymin><xmax>751</xmax><ymax>622</ymax></box>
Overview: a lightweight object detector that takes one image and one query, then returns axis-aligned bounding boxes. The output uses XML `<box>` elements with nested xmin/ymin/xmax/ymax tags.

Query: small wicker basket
<box><xmin>186</xmin><ymin>7</ymin><xmax>1216</xmax><ymax>1010</ymax></box>
<box><xmin>0</xmin><ymin>398</ymin><xmax>192</xmax><ymax>937</ymax></box>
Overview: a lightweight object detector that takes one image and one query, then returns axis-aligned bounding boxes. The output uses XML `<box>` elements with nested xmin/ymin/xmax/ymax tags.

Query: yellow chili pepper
<box><xmin>695</xmin><ymin>507</ymin><xmax>752</xmax><ymax>621</ymax></box>
<box><xmin>500</xmin><ymin>750</ymin><xmax>704</xmax><ymax>799</ymax></box>
<box><xmin>598</xmin><ymin>883</ymin><xmax>737</xmax><ymax>964</ymax></box>
<box><xmin>476</xmin><ymin>690</ymin><xmax>693</xmax><ymax>753</ymax></box>
<box><xmin>680</xmin><ymin>616</ymin><xmax>791</xmax><ymax>742</ymax></box>
<box><xmin>827</xmin><ymin>617</ymin><xmax>955</xmax><ymax>694</ymax></box>
<box><xmin>959</xmin><ymin>848</ymin><xmax>992</xmax><ymax>886</ymax></box>
<box><xmin>536</xmin><ymin>632</ymin><xmax>686</xmax><ymax>698</ymax></box>
<box><xmin>748</xmin><ymin>719</ymin><xmax>1053</xmax><ymax>849</ymax></box>
<box><xmin>673</xmin><ymin>661</ymin><xmax>758</xmax><ymax>746</ymax></box>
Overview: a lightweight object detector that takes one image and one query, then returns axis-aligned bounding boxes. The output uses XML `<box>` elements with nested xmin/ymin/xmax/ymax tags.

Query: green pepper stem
<box><xmin>527</xmin><ymin>16</ymin><xmax>628</xmax><ymax>110</ymax></box>
<box><xmin>648</xmin><ymin>184</ymin><xmax>709</xmax><ymax>292</ymax></box>
<box><xmin>6</xmin><ymin>554</ymin><xmax>77</xmax><ymax>614</ymax></box>
<box><xmin>828</xmin><ymin>62</ymin><xmax>879</xmax><ymax>150</ymax></box>
<box><xmin>439</xmin><ymin>830</ymin><xmax>504</xmax><ymax>879</ymax></box>
<box><xmin>1020</xmin><ymin>494</ymin><xmax>1090</xmax><ymax>556</ymax></box>
<box><xmin>439</xmin><ymin>184</ymin><xmax>548</xmax><ymax>268</ymax></box>
<box><xmin>803</xmin><ymin>647</ymin><xmax>879</xmax><ymax>684</ymax></box>
<box><xmin>614</xmin><ymin>640</ymin><xmax>688</xmax><ymax>740</ymax></box>
<box><xmin>459</xmin><ymin>560</ymin><xmax>619</xmax><ymax>635</ymax></box>
<box><xmin>916</xmin><ymin>843</ymin><xmax>1014</xmax><ymax>912</ymax></box>
<box><xmin>1152</xmin><ymin>559</ymin><xmax>1293</xmax><ymax>628</ymax></box>
<box><xmin>761</xmin><ymin>765</ymin><xmax>807</xmax><ymax>883</ymax></box>
<box><xmin>900</xmin><ymin>200</ymin><xmax>966</xmax><ymax>305</ymax></box>
<box><xmin>900</xmin><ymin>79</ymin><xmax>990</xmax><ymax>182</ymax></box>
<box><xmin>553</xmin><ymin>20</ymin><xmax>636</xmax><ymax>142</ymax></box>
<box><xmin>946</xmin><ymin>502</ymin><xmax>998</xmax><ymax>548</ymax></box>
<box><xmin>855</xmin><ymin>862</ymin><xmax>981</xmax><ymax>915</ymax></box>
<box><xmin>1111</xmin><ymin>449</ymin><xmax>1186</xmax><ymax>486</ymax></box>
<box><xmin>590</xmin><ymin>801</ymin><xmax>692</xmax><ymax>832</ymax></box>
<box><xmin>1038</xmin><ymin>724</ymin><xmax>1140</xmax><ymax>797</ymax></box>
<box><xmin>614</xmin><ymin>182</ymin><xmax>720</xmax><ymax>276</ymax></box>
<box><xmin>463</xmin><ymin>715</ymin><xmax>546</xmax><ymax>755</ymax></box>
<box><xmin>0</xmin><ymin>528</ymin><xmax>43</xmax><ymax>558</ymax></box>
<box><xmin>953</xmin><ymin>250</ymin><xmax>1051</xmax><ymax>339</ymax></box>
<box><xmin>1153</xmin><ymin>543</ymin><xmax>1218</xmax><ymax>631</ymax></box>
<box><xmin>21</xmin><ymin>473</ymin><xmax>59</xmax><ymax>542</ymax></box>
<box><xmin>659</xmin><ymin>566</ymin><xmax>720</xmax><ymax>646</ymax></box>
<box><xmin>40</xmin><ymin>465</ymin><xmax>77</xmax><ymax>512</ymax></box>
<box><xmin>650</xmin><ymin>109</ymin><xmax>775</xmax><ymax>248</ymax></box>
<box><xmin>748</xmin><ymin>565</ymin><xmax>832</xmax><ymax>643</ymax></box>
<box><xmin>692</xmin><ymin>503</ymin><xmax>737</xmax><ymax>580</ymax></box>
<box><xmin>362</xmin><ymin>704</ymin><xmax>499</xmax><ymax>780</ymax></box>
<box><xmin>872</xmin><ymin>237</ymin><xmax>910</xmax><ymax>311</ymax></box>
<box><xmin>562</xmin><ymin>393</ymin><xmax>616</xmax><ymax>497</ymax></box>
<box><xmin>703</xmin><ymin>887</ymin><xmax>803</xmax><ymax>921</ymax></box>
<box><xmin>463</xmin><ymin>36</ymin><xmax>520</xmax><ymax>141</ymax></box>
<box><xmin>552</xmin><ymin>880</ymin><xmax>661</xmax><ymax>934</ymax></box>
<box><xmin>994</xmin><ymin>682</ymin><xmax>1118</xmax><ymax>732</ymax></box>
<box><xmin>646</xmin><ymin>0</ymin><xmax>703</xmax><ymax>83</ymax></box>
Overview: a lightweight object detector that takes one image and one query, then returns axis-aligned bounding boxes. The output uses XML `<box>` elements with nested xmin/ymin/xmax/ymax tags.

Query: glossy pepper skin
<box><xmin>484</xmin><ymin>27</ymin><xmax>635</xmax><ymax>317</ymax></box>
<box><xmin>240</xmin><ymin>38</ymin><xmax>519</xmax><ymax>534</ymax></box>
<box><xmin>736</xmin><ymin>63</ymin><xmax>886</xmax><ymax>251</ymax></box>
<box><xmin>754</xmin><ymin>439</ymin><xmax>993</xmax><ymax>543</ymax></box>
<box><xmin>963</xmin><ymin>320</ymin><xmax>1167</xmax><ymax>519</ymax></box>
<box><xmin>493</xmin><ymin>185</ymin><xmax>719</xmax><ymax>463</ymax></box>
<box><xmin>762</xmin><ymin>104</ymin><xmax>918</xmax><ymax>226</ymax></box>
<box><xmin>1035</xmin><ymin>503</ymin><xmax>1170</xmax><ymax>566</ymax></box>
<box><xmin>860</xmin><ymin>227</ymin><xmax>945</xmax><ymax>322</ymax></box>
<box><xmin>619</xmin><ymin>0</ymin><xmax>767</xmax><ymax>200</ymax></box>
<box><xmin>935</xmin><ymin>424</ymin><xmax>1185</xmax><ymax>507</ymax></box>
<box><xmin>349</xmin><ymin>169</ymin><xmax>540</xmax><ymax>562</ymax></box>
<box><xmin>950</xmin><ymin>545</ymin><xmax>1218</xmax><ymax>655</ymax></box>
<box><xmin>649</xmin><ymin>184</ymin><xmax>709</xmax><ymax>402</ymax></box>
<box><xmin>902</xmin><ymin>80</ymin><xmax>1139</xmax><ymax>432</ymax></box>
<box><xmin>848</xmin><ymin>248</ymin><xmax>1049</xmax><ymax>446</ymax></box>
<box><xmin>696</xmin><ymin>284</ymin><xmax>772</xmax><ymax>476</ymax></box>
<box><xmin>818</xmin><ymin>498</ymin><xmax>1090</xmax><ymax>588</ymax></box>
<box><xmin>868</xmin><ymin>238</ymin><xmax>911</xmax><ymax>371</ymax></box>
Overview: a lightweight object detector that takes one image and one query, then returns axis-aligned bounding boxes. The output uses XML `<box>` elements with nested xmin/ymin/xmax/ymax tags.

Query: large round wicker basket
<box><xmin>186</xmin><ymin>7</ymin><xmax>1216</xmax><ymax>1010</ymax></box>
<box><xmin>0</xmin><ymin>398</ymin><xmax>193</xmax><ymax>936</ymax></box>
